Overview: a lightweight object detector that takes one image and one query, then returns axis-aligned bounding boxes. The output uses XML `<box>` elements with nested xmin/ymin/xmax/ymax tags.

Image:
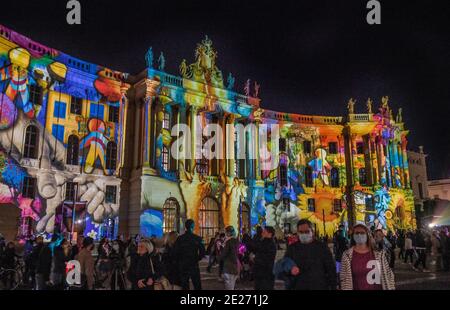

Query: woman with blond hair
<box><xmin>128</xmin><ymin>239</ymin><xmax>163</xmax><ymax>290</ymax></box>
<box><xmin>340</xmin><ymin>224</ymin><xmax>395</xmax><ymax>290</ymax></box>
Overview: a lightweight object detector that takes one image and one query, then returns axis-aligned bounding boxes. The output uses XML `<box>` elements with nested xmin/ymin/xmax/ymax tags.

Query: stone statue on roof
<box><xmin>254</xmin><ymin>81</ymin><xmax>260</xmax><ymax>98</ymax></box>
<box><xmin>158</xmin><ymin>52</ymin><xmax>165</xmax><ymax>71</ymax></box>
<box><xmin>381</xmin><ymin>95</ymin><xmax>389</xmax><ymax>108</ymax></box>
<box><xmin>396</xmin><ymin>108</ymin><xmax>402</xmax><ymax>122</ymax></box>
<box><xmin>227</xmin><ymin>73</ymin><xmax>235</xmax><ymax>90</ymax></box>
<box><xmin>145</xmin><ymin>47</ymin><xmax>153</xmax><ymax>68</ymax></box>
<box><xmin>179</xmin><ymin>59</ymin><xmax>187</xmax><ymax>77</ymax></box>
<box><xmin>244</xmin><ymin>79</ymin><xmax>251</xmax><ymax>96</ymax></box>
<box><xmin>367</xmin><ymin>98</ymin><xmax>373</xmax><ymax>113</ymax></box>
<box><xmin>347</xmin><ymin>98</ymin><xmax>356</xmax><ymax>114</ymax></box>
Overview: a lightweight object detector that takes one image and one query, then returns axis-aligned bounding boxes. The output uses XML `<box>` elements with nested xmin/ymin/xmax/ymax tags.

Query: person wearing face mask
<box><xmin>340</xmin><ymin>224</ymin><xmax>395</xmax><ymax>290</ymax></box>
<box><xmin>284</xmin><ymin>219</ymin><xmax>336</xmax><ymax>290</ymax></box>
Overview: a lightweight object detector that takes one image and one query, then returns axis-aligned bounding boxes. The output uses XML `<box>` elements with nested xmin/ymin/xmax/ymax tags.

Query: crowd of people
<box><xmin>1</xmin><ymin>220</ymin><xmax>449</xmax><ymax>290</ymax></box>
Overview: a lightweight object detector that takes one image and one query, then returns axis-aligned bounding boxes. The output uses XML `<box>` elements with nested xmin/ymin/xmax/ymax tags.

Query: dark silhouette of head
<box><xmin>185</xmin><ymin>219</ymin><xmax>195</xmax><ymax>233</ymax></box>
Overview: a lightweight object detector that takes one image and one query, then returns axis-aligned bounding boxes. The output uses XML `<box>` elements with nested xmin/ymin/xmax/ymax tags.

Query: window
<box><xmin>89</xmin><ymin>103</ymin><xmax>104</xmax><ymax>120</ymax></box>
<box><xmin>199</xmin><ymin>197</ymin><xmax>220</xmax><ymax>243</ymax></box>
<box><xmin>330</xmin><ymin>167</ymin><xmax>339</xmax><ymax>187</ymax></box>
<box><xmin>105</xmin><ymin>185</ymin><xmax>117</xmax><ymax>204</ymax></box>
<box><xmin>279</xmin><ymin>138</ymin><xmax>286</xmax><ymax>152</ymax></box>
<box><xmin>53</xmin><ymin>101</ymin><xmax>66</xmax><ymax>119</ymax></box>
<box><xmin>105</xmin><ymin>142</ymin><xmax>117</xmax><ymax>170</ymax></box>
<box><xmin>279</xmin><ymin>165</ymin><xmax>288</xmax><ymax>186</ymax></box>
<box><xmin>328</xmin><ymin>142</ymin><xmax>338</xmax><ymax>154</ymax></box>
<box><xmin>23</xmin><ymin>125</ymin><xmax>39</xmax><ymax>159</ymax></box>
<box><xmin>108</xmin><ymin>105</ymin><xmax>120</xmax><ymax>123</ymax></box>
<box><xmin>70</xmin><ymin>96</ymin><xmax>83</xmax><ymax>115</ymax></box>
<box><xmin>163</xmin><ymin>198</ymin><xmax>180</xmax><ymax>233</ymax></box>
<box><xmin>307</xmin><ymin>198</ymin><xmax>315</xmax><ymax>212</ymax></box>
<box><xmin>303</xmin><ymin>140</ymin><xmax>312</xmax><ymax>155</ymax></box>
<box><xmin>29</xmin><ymin>84</ymin><xmax>42</xmax><ymax>106</ymax></box>
<box><xmin>359</xmin><ymin>168</ymin><xmax>367</xmax><ymax>186</ymax></box>
<box><xmin>162</xmin><ymin>146</ymin><xmax>169</xmax><ymax>171</ymax></box>
<box><xmin>333</xmin><ymin>199</ymin><xmax>342</xmax><ymax>212</ymax></box>
<box><xmin>356</xmin><ymin>142</ymin><xmax>364</xmax><ymax>154</ymax></box>
<box><xmin>196</xmin><ymin>158</ymin><xmax>209</xmax><ymax>175</ymax></box>
<box><xmin>66</xmin><ymin>135</ymin><xmax>79</xmax><ymax>165</ymax></box>
<box><xmin>365</xmin><ymin>196</ymin><xmax>375</xmax><ymax>211</ymax></box>
<box><xmin>162</xmin><ymin>111</ymin><xmax>170</xmax><ymax>130</ymax></box>
<box><xmin>305</xmin><ymin>166</ymin><xmax>313</xmax><ymax>187</ymax></box>
<box><xmin>418</xmin><ymin>183</ymin><xmax>424</xmax><ymax>200</ymax></box>
<box><xmin>65</xmin><ymin>181</ymin><xmax>76</xmax><ymax>201</ymax></box>
<box><xmin>22</xmin><ymin>176</ymin><xmax>36</xmax><ymax>199</ymax></box>
<box><xmin>52</xmin><ymin>124</ymin><xmax>65</xmax><ymax>143</ymax></box>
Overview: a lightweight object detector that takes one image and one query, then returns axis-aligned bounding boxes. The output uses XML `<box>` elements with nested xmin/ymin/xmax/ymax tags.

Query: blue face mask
<box><xmin>298</xmin><ymin>232</ymin><xmax>313</xmax><ymax>244</ymax></box>
<box><xmin>353</xmin><ymin>234</ymin><xmax>368</xmax><ymax>245</ymax></box>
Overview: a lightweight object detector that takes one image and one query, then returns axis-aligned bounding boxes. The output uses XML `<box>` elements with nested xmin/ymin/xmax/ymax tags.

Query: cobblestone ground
<box><xmin>200</xmin><ymin>248</ymin><xmax>450</xmax><ymax>290</ymax></box>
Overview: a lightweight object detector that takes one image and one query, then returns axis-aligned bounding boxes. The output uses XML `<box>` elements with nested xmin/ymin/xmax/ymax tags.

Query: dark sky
<box><xmin>1</xmin><ymin>0</ymin><xmax>449</xmax><ymax>179</ymax></box>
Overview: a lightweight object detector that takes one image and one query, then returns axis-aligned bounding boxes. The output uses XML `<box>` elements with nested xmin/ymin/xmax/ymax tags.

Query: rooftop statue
<box><xmin>179</xmin><ymin>59</ymin><xmax>187</xmax><ymax>77</ymax></box>
<box><xmin>179</xmin><ymin>35</ymin><xmax>224</xmax><ymax>88</ymax></box>
<box><xmin>244</xmin><ymin>79</ymin><xmax>251</xmax><ymax>96</ymax></box>
<box><xmin>367</xmin><ymin>98</ymin><xmax>373</xmax><ymax>113</ymax></box>
<box><xmin>158</xmin><ymin>52</ymin><xmax>165</xmax><ymax>71</ymax></box>
<box><xmin>254</xmin><ymin>81</ymin><xmax>260</xmax><ymax>98</ymax></box>
<box><xmin>145</xmin><ymin>47</ymin><xmax>153</xmax><ymax>68</ymax></box>
<box><xmin>226</xmin><ymin>73</ymin><xmax>235</xmax><ymax>90</ymax></box>
<box><xmin>396</xmin><ymin>108</ymin><xmax>403</xmax><ymax>122</ymax></box>
<box><xmin>381</xmin><ymin>95</ymin><xmax>389</xmax><ymax>108</ymax></box>
<box><xmin>347</xmin><ymin>98</ymin><xmax>356</xmax><ymax>114</ymax></box>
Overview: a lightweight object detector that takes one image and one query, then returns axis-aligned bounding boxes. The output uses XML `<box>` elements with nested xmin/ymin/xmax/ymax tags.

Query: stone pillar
<box><xmin>189</xmin><ymin>105</ymin><xmax>200</xmax><ymax>173</ymax></box>
<box><xmin>254</xmin><ymin>120</ymin><xmax>262</xmax><ymax>180</ymax></box>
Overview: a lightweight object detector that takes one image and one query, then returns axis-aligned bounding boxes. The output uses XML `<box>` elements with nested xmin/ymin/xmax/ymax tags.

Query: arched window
<box><xmin>359</xmin><ymin>168</ymin><xmax>367</xmax><ymax>186</ymax></box>
<box><xmin>163</xmin><ymin>198</ymin><xmax>180</xmax><ymax>233</ymax></box>
<box><xmin>304</xmin><ymin>166</ymin><xmax>313</xmax><ymax>187</ymax></box>
<box><xmin>330</xmin><ymin>167</ymin><xmax>339</xmax><ymax>188</ymax></box>
<box><xmin>66</xmin><ymin>135</ymin><xmax>79</xmax><ymax>165</ymax></box>
<box><xmin>240</xmin><ymin>202</ymin><xmax>251</xmax><ymax>235</ymax></box>
<box><xmin>23</xmin><ymin>125</ymin><xmax>39</xmax><ymax>159</ymax></box>
<box><xmin>106</xmin><ymin>142</ymin><xmax>117</xmax><ymax>170</ymax></box>
<box><xmin>199</xmin><ymin>197</ymin><xmax>220</xmax><ymax>243</ymax></box>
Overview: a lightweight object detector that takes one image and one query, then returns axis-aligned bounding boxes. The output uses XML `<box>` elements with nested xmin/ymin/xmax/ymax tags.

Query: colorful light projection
<box><xmin>0</xmin><ymin>24</ymin><xmax>128</xmax><ymax>237</ymax></box>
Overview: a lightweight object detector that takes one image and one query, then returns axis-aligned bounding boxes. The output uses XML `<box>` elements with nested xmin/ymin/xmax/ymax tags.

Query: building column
<box><xmin>189</xmin><ymin>105</ymin><xmax>200</xmax><ymax>173</ymax></box>
<box><xmin>254</xmin><ymin>120</ymin><xmax>262</xmax><ymax>180</ymax></box>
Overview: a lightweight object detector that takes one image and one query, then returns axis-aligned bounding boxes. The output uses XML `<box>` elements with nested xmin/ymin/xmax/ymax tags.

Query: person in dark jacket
<box><xmin>219</xmin><ymin>226</ymin><xmax>240</xmax><ymax>290</ymax></box>
<box><xmin>173</xmin><ymin>219</ymin><xmax>206</xmax><ymax>290</ymax></box>
<box><xmin>333</xmin><ymin>225</ymin><xmax>349</xmax><ymax>282</ymax></box>
<box><xmin>253</xmin><ymin>226</ymin><xmax>277</xmax><ymax>290</ymax></box>
<box><xmin>206</xmin><ymin>232</ymin><xmax>219</xmax><ymax>273</ymax></box>
<box><xmin>284</xmin><ymin>219</ymin><xmax>336</xmax><ymax>290</ymax></box>
<box><xmin>35</xmin><ymin>238</ymin><xmax>53</xmax><ymax>290</ymax></box>
<box><xmin>412</xmin><ymin>229</ymin><xmax>429</xmax><ymax>272</ymax></box>
<box><xmin>27</xmin><ymin>236</ymin><xmax>44</xmax><ymax>288</ymax></box>
<box><xmin>49</xmin><ymin>238</ymin><xmax>71</xmax><ymax>290</ymax></box>
<box><xmin>128</xmin><ymin>239</ymin><xmax>162</xmax><ymax>290</ymax></box>
<box><xmin>162</xmin><ymin>231</ymin><xmax>180</xmax><ymax>288</ymax></box>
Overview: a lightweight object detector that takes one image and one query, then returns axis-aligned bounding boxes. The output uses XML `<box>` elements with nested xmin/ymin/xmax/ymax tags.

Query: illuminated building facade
<box><xmin>0</xmin><ymin>25</ymin><xmax>416</xmax><ymax>242</ymax></box>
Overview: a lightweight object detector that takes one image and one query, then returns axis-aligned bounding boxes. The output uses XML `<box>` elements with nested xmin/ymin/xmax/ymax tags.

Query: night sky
<box><xmin>1</xmin><ymin>0</ymin><xmax>449</xmax><ymax>179</ymax></box>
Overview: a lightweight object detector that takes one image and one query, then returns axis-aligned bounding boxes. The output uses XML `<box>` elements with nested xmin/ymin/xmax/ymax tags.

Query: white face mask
<box><xmin>298</xmin><ymin>231</ymin><xmax>313</xmax><ymax>244</ymax></box>
<box><xmin>112</xmin><ymin>244</ymin><xmax>120</xmax><ymax>251</ymax></box>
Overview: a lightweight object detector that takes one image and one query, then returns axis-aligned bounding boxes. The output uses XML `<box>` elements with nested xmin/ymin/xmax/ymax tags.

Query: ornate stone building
<box><xmin>0</xmin><ymin>25</ymin><xmax>415</xmax><ymax>242</ymax></box>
